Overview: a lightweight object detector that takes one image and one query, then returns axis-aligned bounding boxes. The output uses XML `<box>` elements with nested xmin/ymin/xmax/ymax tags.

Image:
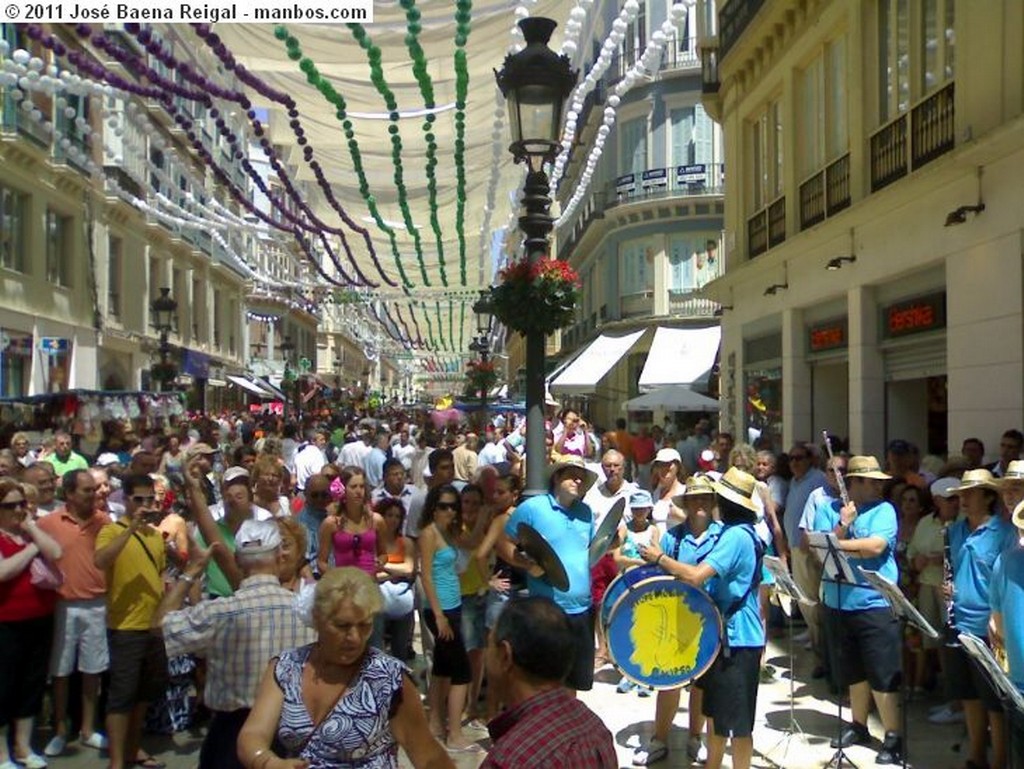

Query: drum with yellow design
<box><xmin>606</xmin><ymin>575</ymin><xmax>723</xmax><ymax>690</ymax></box>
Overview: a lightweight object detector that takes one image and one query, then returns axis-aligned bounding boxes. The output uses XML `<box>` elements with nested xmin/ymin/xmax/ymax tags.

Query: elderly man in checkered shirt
<box><xmin>153</xmin><ymin>520</ymin><xmax>316</xmax><ymax>769</ymax></box>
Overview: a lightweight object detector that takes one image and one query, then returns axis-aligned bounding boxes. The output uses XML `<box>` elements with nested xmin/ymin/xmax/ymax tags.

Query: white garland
<box><xmin>554</xmin><ymin>1</ymin><xmax>693</xmax><ymax>228</ymax></box>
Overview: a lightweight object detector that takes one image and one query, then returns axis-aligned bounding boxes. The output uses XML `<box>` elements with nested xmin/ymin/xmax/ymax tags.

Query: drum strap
<box><xmin>720</xmin><ymin>524</ymin><xmax>764</xmax><ymax>657</ymax></box>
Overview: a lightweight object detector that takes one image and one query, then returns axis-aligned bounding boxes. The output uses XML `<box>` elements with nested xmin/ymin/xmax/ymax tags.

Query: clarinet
<box><xmin>942</xmin><ymin>520</ymin><xmax>960</xmax><ymax>647</ymax></box>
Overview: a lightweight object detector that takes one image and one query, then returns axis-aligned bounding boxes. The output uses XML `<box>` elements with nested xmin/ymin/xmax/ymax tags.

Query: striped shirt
<box><xmin>162</xmin><ymin>574</ymin><xmax>316</xmax><ymax>711</ymax></box>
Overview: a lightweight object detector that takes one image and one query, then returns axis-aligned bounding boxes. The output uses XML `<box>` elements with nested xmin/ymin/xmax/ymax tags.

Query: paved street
<box><xmin>40</xmin><ymin>624</ymin><xmax>969</xmax><ymax>769</ymax></box>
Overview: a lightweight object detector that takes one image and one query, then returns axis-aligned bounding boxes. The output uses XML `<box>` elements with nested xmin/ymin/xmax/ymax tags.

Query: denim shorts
<box><xmin>460</xmin><ymin>592</ymin><xmax>487</xmax><ymax>650</ymax></box>
<box><xmin>485</xmin><ymin>586</ymin><xmax>530</xmax><ymax>630</ymax></box>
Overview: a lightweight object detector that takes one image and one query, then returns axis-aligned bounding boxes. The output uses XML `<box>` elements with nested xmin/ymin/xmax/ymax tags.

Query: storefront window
<box><xmin>745</xmin><ymin>367</ymin><xmax>782</xmax><ymax>450</ymax></box>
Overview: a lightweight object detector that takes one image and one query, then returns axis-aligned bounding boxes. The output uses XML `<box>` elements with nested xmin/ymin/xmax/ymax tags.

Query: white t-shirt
<box><xmin>293</xmin><ymin>444</ymin><xmax>327</xmax><ymax>491</ymax></box>
<box><xmin>584</xmin><ymin>480</ymin><xmax>637</xmax><ymax>531</ymax></box>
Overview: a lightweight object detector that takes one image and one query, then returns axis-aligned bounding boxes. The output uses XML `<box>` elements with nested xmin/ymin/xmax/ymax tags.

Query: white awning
<box><xmin>227</xmin><ymin>375</ymin><xmax>272</xmax><ymax>398</ymax></box>
<box><xmin>550</xmin><ymin>330</ymin><xmax>646</xmax><ymax>395</ymax></box>
<box><xmin>638</xmin><ymin>326</ymin><xmax>721</xmax><ymax>392</ymax></box>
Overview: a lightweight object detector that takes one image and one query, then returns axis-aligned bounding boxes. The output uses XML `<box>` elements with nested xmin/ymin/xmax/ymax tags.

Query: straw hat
<box><xmin>999</xmin><ymin>460</ymin><xmax>1024</xmax><ymax>483</ymax></box>
<box><xmin>712</xmin><ymin>467</ymin><xmax>760</xmax><ymax>514</ymax></box>
<box><xmin>952</xmin><ymin>468</ymin><xmax>1001</xmax><ymax>493</ymax></box>
<box><xmin>845</xmin><ymin>455</ymin><xmax>891</xmax><ymax>480</ymax></box>
<box><xmin>547</xmin><ymin>455</ymin><xmax>599</xmax><ymax>496</ymax></box>
<box><xmin>671</xmin><ymin>474</ymin><xmax>716</xmax><ymax>507</ymax></box>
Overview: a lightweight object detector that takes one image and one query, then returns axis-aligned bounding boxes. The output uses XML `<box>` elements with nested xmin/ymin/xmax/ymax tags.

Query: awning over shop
<box><xmin>227</xmin><ymin>375</ymin><xmax>273</xmax><ymax>399</ymax></box>
<box><xmin>638</xmin><ymin>326</ymin><xmax>721</xmax><ymax>392</ymax></box>
<box><xmin>550</xmin><ymin>330</ymin><xmax>646</xmax><ymax>395</ymax></box>
<box><xmin>257</xmin><ymin>377</ymin><xmax>290</xmax><ymax>402</ymax></box>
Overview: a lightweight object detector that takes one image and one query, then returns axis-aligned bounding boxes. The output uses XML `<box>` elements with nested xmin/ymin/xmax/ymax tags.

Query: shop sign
<box><xmin>808</xmin><ymin>319</ymin><xmax>847</xmax><ymax>353</ymax></box>
<box><xmin>641</xmin><ymin>168</ymin><xmax>668</xmax><ymax>190</ymax></box>
<box><xmin>615</xmin><ymin>173</ymin><xmax>636</xmax><ymax>194</ymax></box>
<box><xmin>39</xmin><ymin>337</ymin><xmax>68</xmax><ymax>353</ymax></box>
<box><xmin>676</xmin><ymin>164</ymin><xmax>707</xmax><ymax>185</ymax></box>
<box><xmin>882</xmin><ymin>292</ymin><xmax>946</xmax><ymax>339</ymax></box>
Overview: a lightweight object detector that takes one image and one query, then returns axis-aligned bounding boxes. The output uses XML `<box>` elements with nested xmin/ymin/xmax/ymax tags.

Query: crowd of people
<box><xmin>0</xmin><ymin>408</ymin><xmax>1023</xmax><ymax>769</ymax></box>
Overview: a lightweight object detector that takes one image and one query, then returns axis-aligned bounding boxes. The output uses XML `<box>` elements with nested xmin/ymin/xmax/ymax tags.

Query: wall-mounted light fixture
<box><xmin>763</xmin><ymin>282</ymin><xmax>788</xmax><ymax>296</ymax></box>
<box><xmin>712</xmin><ymin>305</ymin><xmax>734</xmax><ymax>318</ymax></box>
<box><xmin>826</xmin><ymin>255</ymin><xmax>857</xmax><ymax>271</ymax></box>
<box><xmin>944</xmin><ymin>203</ymin><xmax>985</xmax><ymax>226</ymax></box>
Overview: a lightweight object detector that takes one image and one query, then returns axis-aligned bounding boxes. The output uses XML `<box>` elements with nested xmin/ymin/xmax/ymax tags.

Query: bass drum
<box><xmin>606</xmin><ymin>575</ymin><xmax>723</xmax><ymax>690</ymax></box>
<box><xmin>600</xmin><ymin>564</ymin><xmax>662</xmax><ymax>631</ymax></box>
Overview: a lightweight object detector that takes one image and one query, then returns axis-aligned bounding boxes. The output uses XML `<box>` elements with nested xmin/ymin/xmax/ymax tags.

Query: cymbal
<box><xmin>589</xmin><ymin>497</ymin><xmax>626</xmax><ymax>567</ymax></box>
<box><xmin>517</xmin><ymin>523</ymin><xmax>569</xmax><ymax>592</ymax></box>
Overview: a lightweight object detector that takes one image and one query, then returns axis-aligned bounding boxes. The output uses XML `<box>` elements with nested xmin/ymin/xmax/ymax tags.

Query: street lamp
<box><xmin>495</xmin><ymin>16</ymin><xmax>578</xmax><ymax>494</ymax></box>
<box><xmin>150</xmin><ymin>287</ymin><xmax>178</xmax><ymax>392</ymax></box>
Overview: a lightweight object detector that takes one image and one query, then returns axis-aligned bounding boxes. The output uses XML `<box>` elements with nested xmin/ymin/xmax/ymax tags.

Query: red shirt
<box><xmin>633</xmin><ymin>435</ymin><xmax>656</xmax><ymax>465</ymax></box>
<box><xmin>590</xmin><ymin>552</ymin><xmax>618</xmax><ymax>605</ymax></box>
<box><xmin>0</xmin><ymin>532</ymin><xmax>58</xmax><ymax>621</ymax></box>
<box><xmin>482</xmin><ymin>687</ymin><xmax>617</xmax><ymax>769</ymax></box>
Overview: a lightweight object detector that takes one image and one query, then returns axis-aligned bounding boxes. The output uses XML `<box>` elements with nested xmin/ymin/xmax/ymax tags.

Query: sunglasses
<box><xmin>436</xmin><ymin>501</ymin><xmax>459</xmax><ymax>511</ymax></box>
<box><xmin>131</xmin><ymin>495</ymin><xmax>157</xmax><ymax>505</ymax></box>
<box><xmin>0</xmin><ymin>499</ymin><xmax>27</xmax><ymax>510</ymax></box>
<box><xmin>351</xmin><ymin>533</ymin><xmax>362</xmax><ymax>557</ymax></box>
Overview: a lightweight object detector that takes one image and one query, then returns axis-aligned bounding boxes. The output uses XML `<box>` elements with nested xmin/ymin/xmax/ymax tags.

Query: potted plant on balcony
<box><xmin>490</xmin><ymin>256</ymin><xmax>580</xmax><ymax>336</ymax></box>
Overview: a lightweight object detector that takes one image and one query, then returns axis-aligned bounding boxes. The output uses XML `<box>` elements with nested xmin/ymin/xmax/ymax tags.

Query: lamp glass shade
<box><xmin>151</xmin><ymin>288</ymin><xmax>177</xmax><ymax>331</ymax></box>
<box><xmin>507</xmin><ymin>83</ymin><xmax>563</xmax><ymax>150</ymax></box>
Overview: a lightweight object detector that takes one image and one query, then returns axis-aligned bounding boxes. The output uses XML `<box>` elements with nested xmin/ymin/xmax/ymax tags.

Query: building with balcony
<box><xmin>548</xmin><ymin>0</ymin><xmax>725</xmax><ymax>430</ymax></box>
<box><xmin>701</xmin><ymin>0</ymin><xmax>1024</xmax><ymax>458</ymax></box>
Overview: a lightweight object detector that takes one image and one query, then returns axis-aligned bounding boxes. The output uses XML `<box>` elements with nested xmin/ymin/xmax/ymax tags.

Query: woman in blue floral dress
<box><xmin>236</xmin><ymin>567</ymin><xmax>454</xmax><ymax>769</ymax></box>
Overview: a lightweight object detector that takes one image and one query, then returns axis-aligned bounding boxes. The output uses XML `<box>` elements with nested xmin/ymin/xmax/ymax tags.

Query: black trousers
<box><xmin>199</xmin><ymin>708</ymin><xmax>251</xmax><ymax>769</ymax></box>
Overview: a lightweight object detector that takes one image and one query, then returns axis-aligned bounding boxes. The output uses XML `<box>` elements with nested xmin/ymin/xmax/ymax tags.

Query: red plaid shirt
<box><xmin>481</xmin><ymin>687</ymin><xmax>617</xmax><ymax>769</ymax></box>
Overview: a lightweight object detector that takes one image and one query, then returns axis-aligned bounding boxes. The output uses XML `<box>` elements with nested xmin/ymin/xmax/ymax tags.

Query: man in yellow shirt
<box><xmin>94</xmin><ymin>474</ymin><xmax>168</xmax><ymax>769</ymax></box>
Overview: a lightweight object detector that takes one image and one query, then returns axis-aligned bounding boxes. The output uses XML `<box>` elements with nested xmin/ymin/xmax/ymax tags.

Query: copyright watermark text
<box><xmin>3</xmin><ymin>0</ymin><xmax>373</xmax><ymax>22</ymax></box>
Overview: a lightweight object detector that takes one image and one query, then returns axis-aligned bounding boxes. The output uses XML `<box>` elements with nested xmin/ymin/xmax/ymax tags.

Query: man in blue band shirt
<box><xmin>944</xmin><ymin>469</ymin><xmax>1016</xmax><ymax>769</ymax></box>
<box><xmin>990</xmin><ymin>500</ymin><xmax>1024</xmax><ymax>765</ymax></box>
<box><xmin>811</xmin><ymin>455</ymin><xmax>902</xmax><ymax>765</ymax></box>
<box><xmin>639</xmin><ymin>467</ymin><xmax>764</xmax><ymax>769</ymax></box>
<box><xmin>500</xmin><ymin>456</ymin><xmax>599</xmax><ymax>692</ymax></box>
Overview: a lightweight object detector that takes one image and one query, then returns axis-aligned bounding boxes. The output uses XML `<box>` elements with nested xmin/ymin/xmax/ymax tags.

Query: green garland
<box><xmin>274</xmin><ymin>26</ymin><xmax>416</xmax><ymax>288</ymax></box>
<box><xmin>348</xmin><ymin>22</ymin><xmax>434</xmax><ymax>287</ymax></box>
<box><xmin>453</xmin><ymin>0</ymin><xmax>472</xmax><ymax>285</ymax></box>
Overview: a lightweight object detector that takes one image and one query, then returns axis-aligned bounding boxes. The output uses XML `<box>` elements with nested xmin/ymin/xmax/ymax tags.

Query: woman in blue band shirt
<box><xmin>811</xmin><ymin>455</ymin><xmax>903</xmax><ymax>765</ymax></box>
<box><xmin>632</xmin><ymin>474</ymin><xmax>722</xmax><ymax>766</ymax></box>
<box><xmin>640</xmin><ymin>468</ymin><xmax>764</xmax><ymax>769</ymax></box>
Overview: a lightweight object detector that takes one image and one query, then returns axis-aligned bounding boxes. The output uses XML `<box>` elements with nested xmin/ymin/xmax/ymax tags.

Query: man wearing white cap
<box><xmin>154</xmin><ymin>520</ymin><xmax>316</xmax><ymax>769</ymax></box>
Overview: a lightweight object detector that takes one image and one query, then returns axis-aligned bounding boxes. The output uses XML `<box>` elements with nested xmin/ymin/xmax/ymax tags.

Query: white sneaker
<box><xmin>43</xmin><ymin>736</ymin><xmax>66</xmax><ymax>758</ymax></box>
<box><xmin>792</xmin><ymin>629</ymin><xmax>810</xmax><ymax>644</ymax></box>
<box><xmin>633</xmin><ymin>738</ymin><xmax>668</xmax><ymax>766</ymax></box>
<box><xmin>15</xmin><ymin>752</ymin><xmax>47</xmax><ymax>769</ymax></box>
<box><xmin>927</xmin><ymin>704</ymin><xmax>965</xmax><ymax>724</ymax></box>
<box><xmin>80</xmin><ymin>733</ymin><xmax>108</xmax><ymax>750</ymax></box>
<box><xmin>687</xmin><ymin>735</ymin><xmax>708</xmax><ymax>763</ymax></box>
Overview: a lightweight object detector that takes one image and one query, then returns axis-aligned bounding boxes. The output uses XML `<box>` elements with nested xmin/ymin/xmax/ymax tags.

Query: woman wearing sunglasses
<box><xmin>0</xmin><ymin>478</ymin><xmax>63</xmax><ymax>769</ymax></box>
<box><xmin>418</xmin><ymin>485</ymin><xmax>481</xmax><ymax>754</ymax></box>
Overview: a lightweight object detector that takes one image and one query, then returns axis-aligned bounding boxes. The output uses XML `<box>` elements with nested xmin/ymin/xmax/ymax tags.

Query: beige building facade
<box><xmin>701</xmin><ymin>0</ymin><xmax>1024</xmax><ymax>460</ymax></box>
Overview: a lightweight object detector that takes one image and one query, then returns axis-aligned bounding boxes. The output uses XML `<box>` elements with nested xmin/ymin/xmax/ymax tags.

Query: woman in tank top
<box><xmin>374</xmin><ymin>498</ymin><xmax>415</xmax><ymax>661</ymax></box>
<box><xmin>317</xmin><ymin>467</ymin><xmax>386</xmax><ymax>579</ymax></box>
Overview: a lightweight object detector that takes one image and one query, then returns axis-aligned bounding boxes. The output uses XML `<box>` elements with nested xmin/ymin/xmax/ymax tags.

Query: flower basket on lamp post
<box><xmin>464</xmin><ymin>359</ymin><xmax>499</xmax><ymax>400</ymax></box>
<box><xmin>490</xmin><ymin>257</ymin><xmax>580</xmax><ymax>336</ymax></box>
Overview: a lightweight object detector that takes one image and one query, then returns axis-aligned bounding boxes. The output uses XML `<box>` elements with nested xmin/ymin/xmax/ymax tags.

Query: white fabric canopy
<box><xmin>638</xmin><ymin>326</ymin><xmax>721</xmax><ymax>392</ymax></box>
<box><xmin>623</xmin><ymin>385</ymin><xmax>720</xmax><ymax>412</ymax></box>
<box><xmin>228</xmin><ymin>375</ymin><xmax>273</xmax><ymax>398</ymax></box>
<box><xmin>550</xmin><ymin>330</ymin><xmax>645</xmax><ymax>395</ymax></box>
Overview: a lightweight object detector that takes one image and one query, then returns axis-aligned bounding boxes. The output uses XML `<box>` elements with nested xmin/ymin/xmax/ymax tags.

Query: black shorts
<box><xmin>701</xmin><ymin>646</ymin><xmax>762</xmax><ymax>737</ymax></box>
<box><xmin>824</xmin><ymin>607</ymin><xmax>901</xmax><ymax>692</ymax></box>
<box><xmin>564</xmin><ymin>608</ymin><xmax>595</xmax><ymax>692</ymax></box>
<box><xmin>107</xmin><ymin>629</ymin><xmax>169</xmax><ymax>713</ymax></box>
<box><xmin>943</xmin><ymin>642</ymin><xmax>1003</xmax><ymax>712</ymax></box>
<box><xmin>423</xmin><ymin>608</ymin><xmax>472</xmax><ymax>685</ymax></box>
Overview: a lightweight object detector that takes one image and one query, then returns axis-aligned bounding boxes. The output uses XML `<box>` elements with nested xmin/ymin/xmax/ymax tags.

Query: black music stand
<box><xmin>763</xmin><ymin>555</ymin><xmax>816</xmax><ymax>764</ymax></box>
<box><xmin>860</xmin><ymin>568</ymin><xmax>941</xmax><ymax>769</ymax></box>
<box><xmin>958</xmin><ymin>632</ymin><xmax>1024</xmax><ymax>768</ymax></box>
<box><xmin>807</xmin><ymin>531</ymin><xmax>860</xmax><ymax>769</ymax></box>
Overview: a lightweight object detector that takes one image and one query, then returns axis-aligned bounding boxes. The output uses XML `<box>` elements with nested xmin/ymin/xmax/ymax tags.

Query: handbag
<box><xmin>30</xmin><ymin>556</ymin><xmax>64</xmax><ymax>590</ymax></box>
<box><xmin>379</xmin><ymin>580</ymin><xmax>414</xmax><ymax>619</ymax></box>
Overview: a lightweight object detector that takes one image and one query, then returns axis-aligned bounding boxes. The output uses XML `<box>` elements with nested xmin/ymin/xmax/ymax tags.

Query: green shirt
<box><xmin>196</xmin><ymin>522</ymin><xmax>238</xmax><ymax>598</ymax></box>
<box><xmin>47</xmin><ymin>451</ymin><xmax>89</xmax><ymax>478</ymax></box>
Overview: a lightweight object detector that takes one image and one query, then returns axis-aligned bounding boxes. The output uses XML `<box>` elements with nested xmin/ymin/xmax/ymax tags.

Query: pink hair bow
<box><xmin>329</xmin><ymin>476</ymin><xmax>346</xmax><ymax>502</ymax></box>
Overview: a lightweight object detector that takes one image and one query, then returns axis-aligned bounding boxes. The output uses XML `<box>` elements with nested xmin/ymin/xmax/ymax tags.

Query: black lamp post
<box><xmin>279</xmin><ymin>335</ymin><xmax>296</xmax><ymax>419</ymax></box>
<box><xmin>470</xmin><ymin>290</ymin><xmax>496</xmax><ymax>423</ymax></box>
<box><xmin>150</xmin><ymin>287</ymin><xmax>178</xmax><ymax>392</ymax></box>
<box><xmin>495</xmin><ymin>17</ymin><xmax>578</xmax><ymax>495</ymax></box>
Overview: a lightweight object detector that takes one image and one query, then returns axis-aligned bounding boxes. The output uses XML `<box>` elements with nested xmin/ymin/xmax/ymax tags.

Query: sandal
<box><xmin>134</xmin><ymin>757</ymin><xmax>167</xmax><ymax>769</ymax></box>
